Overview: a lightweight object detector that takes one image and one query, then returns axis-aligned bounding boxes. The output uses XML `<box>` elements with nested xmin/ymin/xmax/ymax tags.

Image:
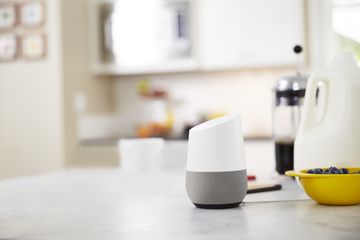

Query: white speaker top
<box><xmin>187</xmin><ymin>114</ymin><xmax>246</xmax><ymax>172</ymax></box>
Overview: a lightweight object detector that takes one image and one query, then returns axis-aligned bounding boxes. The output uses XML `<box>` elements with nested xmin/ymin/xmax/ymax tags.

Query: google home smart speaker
<box><xmin>186</xmin><ymin>114</ymin><xmax>247</xmax><ymax>209</ymax></box>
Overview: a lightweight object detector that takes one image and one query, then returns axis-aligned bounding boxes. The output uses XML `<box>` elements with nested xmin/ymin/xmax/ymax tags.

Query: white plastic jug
<box><xmin>295</xmin><ymin>52</ymin><xmax>360</xmax><ymax>170</ymax></box>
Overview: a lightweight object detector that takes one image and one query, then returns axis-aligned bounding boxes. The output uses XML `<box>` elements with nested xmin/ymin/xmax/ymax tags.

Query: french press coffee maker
<box><xmin>273</xmin><ymin>46</ymin><xmax>308</xmax><ymax>174</ymax></box>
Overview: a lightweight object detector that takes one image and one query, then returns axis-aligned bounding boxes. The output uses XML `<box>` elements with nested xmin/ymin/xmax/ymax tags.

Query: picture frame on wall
<box><xmin>0</xmin><ymin>33</ymin><xmax>19</xmax><ymax>61</ymax></box>
<box><xmin>0</xmin><ymin>3</ymin><xmax>18</xmax><ymax>30</ymax></box>
<box><xmin>21</xmin><ymin>33</ymin><xmax>46</xmax><ymax>60</ymax></box>
<box><xmin>20</xmin><ymin>1</ymin><xmax>45</xmax><ymax>27</ymax></box>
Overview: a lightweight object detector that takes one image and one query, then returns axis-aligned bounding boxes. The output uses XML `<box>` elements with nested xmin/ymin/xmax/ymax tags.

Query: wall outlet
<box><xmin>73</xmin><ymin>92</ymin><xmax>87</xmax><ymax>114</ymax></box>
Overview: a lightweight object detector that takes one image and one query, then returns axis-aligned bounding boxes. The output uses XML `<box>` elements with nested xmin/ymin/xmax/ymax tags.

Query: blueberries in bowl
<box><xmin>307</xmin><ymin>167</ymin><xmax>360</xmax><ymax>174</ymax></box>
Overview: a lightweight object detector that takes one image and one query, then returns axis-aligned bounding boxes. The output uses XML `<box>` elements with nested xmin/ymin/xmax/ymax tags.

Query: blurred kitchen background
<box><xmin>0</xmin><ymin>0</ymin><xmax>359</xmax><ymax>179</ymax></box>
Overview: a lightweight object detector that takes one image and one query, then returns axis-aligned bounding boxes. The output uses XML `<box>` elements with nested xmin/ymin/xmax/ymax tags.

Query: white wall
<box><xmin>0</xmin><ymin>0</ymin><xmax>64</xmax><ymax>179</ymax></box>
<box><xmin>62</xmin><ymin>0</ymin><xmax>116</xmax><ymax>167</ymax></box>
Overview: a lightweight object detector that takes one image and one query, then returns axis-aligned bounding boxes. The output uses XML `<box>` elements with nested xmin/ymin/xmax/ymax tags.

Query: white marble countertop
<box><xmin>0</xmin><ymin>169</ymin><xmax>360</xmax><ymax>240</ymax></box>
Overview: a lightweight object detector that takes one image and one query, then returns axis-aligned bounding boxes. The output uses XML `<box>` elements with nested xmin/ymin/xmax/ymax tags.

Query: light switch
<box><xmin>0</xmin><ymin>4</ymin><xmax>17</xmax><ymax>29</ymax></box>
<box><xmin>21</xmin><ymin>34</ymin><xmax>46</xmax><ymax>59</ymax></box>
<box><xmin>21</xmin><ymin>1</ymin><xmax>45</xmax><ymax>27</ymax></box>
<box><xmin>0</xmin><ymin>34</ymin><xmax>18</xmax><ymax>61</ymax></box>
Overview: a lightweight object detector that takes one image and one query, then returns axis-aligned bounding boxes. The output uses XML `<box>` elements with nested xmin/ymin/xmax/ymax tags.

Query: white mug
<box><xmin>118</xmin><ymin>138</ymin><xmax>165</xmax><ymax>173</ymax></box>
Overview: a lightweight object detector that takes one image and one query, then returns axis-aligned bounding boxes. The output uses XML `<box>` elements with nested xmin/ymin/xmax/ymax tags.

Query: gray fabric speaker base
<box><xmin>186</xmin><ymin>170</ymin><xmax>247</xmax><ymax>209</ymax></box>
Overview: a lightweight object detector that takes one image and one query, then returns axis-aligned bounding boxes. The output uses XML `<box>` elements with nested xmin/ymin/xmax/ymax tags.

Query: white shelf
<box><xmin>92</xmin><ymin>58</ymin><xmax>198</xmax><ymax>76</ymax></box>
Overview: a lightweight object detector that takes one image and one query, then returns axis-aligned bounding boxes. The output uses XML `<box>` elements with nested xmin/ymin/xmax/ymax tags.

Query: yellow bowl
<box><xmin>285</xmin><ymin>168</ymin><xmax>360</xmax><ymax>206</ymax></box>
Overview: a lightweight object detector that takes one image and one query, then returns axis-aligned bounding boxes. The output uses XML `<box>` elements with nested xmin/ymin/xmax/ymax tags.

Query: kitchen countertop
<box><xmin>0</xmin><ymin>169</ymin><xmax>359</xmax><ymax>240</ymax></box>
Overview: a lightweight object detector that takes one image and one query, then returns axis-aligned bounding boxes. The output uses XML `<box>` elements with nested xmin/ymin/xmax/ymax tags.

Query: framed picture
<box><xmin>0</xmin><ymin>3</ymin><xmax>18</xmax><ymax>30</ymax></box>
<box><xmin>0</xmin><ymin>33</ymin><xmax>18</xmax><ymax>61</ymax></box>
<box><xmin>21</xmin><ymin>33</ymin><xmax>46</xmax><ymax>59</ymax></box>
<box><xmin>20</xmin><ymin>1</ymin><xmax>45</xmax><ymax>27</ymax></box>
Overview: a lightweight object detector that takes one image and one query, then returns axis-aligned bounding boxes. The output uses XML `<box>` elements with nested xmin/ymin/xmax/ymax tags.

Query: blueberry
<box><xmin>306</xmin><ymin>167</ymin><xmax>356</xmax><ymax>174</ymax></box>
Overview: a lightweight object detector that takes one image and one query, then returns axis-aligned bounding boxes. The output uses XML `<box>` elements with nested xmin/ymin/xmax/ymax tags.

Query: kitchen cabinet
<box><xmin>89</xmin><ymin>0</ymin><xmax>197</xmax><ymax>75</ymax></box>
<box><xmin>89</xmin><ymin>0</ymin><xmax>304</xmax><ymax>75</ymax></box>
<box><xmin>196</xmin><ymin>0</ymin><xmax>304</xmax><ymax>70</ymax></box>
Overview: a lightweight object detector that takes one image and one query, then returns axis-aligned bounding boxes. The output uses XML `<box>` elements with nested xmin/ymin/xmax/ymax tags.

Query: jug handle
<box><xmin>315</xmin><ymin>80</ymin><xmax>328</xmax><ymax>122</ymax></box>
<box><xmin>300</xmin><ymin>76</ymin><xmax>328</xmax><ymax>130</ymax></box>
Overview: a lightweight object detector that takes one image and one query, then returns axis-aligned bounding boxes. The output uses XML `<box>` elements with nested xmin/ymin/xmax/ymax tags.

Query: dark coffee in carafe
<box><xmin>275</xmin><ymin>141</ymin><xmax>294</xmax><ymax>174</ymax></box>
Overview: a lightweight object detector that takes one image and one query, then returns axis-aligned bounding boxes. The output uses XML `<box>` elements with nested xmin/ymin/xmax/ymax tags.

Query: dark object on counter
<box><xmin>194</xmin><ymin>202</ymin><xmax>241</xmax><ymax>209</ymax></box>
<box><xmin>273</xmin><ymin>45</ymin><xmax>308</xmax><ymax>175</ymax></box>
<box><xmin>275</xmin><ymin>142</ymin><xmax>294</xmax><ymax>174</ymax></box>
<box><xmin>247</xmin><ymin>183</ymin><xmax>282</xmax><ymax>194</ymax></box>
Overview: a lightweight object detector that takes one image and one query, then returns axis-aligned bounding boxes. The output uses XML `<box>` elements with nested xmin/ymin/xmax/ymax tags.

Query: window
<box><xmin>332</xmin><ymin>0</ymin><xmax>360</xmax><ymax>58</ymax></box>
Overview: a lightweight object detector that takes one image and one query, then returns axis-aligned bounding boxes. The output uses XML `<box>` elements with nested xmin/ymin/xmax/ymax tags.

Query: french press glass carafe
<box><xmin>273</xmin><ymin>46</ymin><xmax>308</xmax><ymax>174</ymax></box>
